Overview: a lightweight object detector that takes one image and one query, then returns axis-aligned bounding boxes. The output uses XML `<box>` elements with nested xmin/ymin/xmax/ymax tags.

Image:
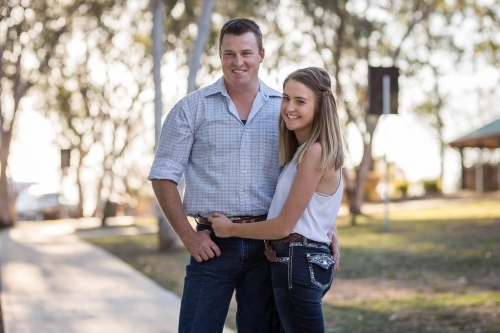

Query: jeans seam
<box><xmin>240</xmin><ymin>237</ymin><xmax>245</xmax><ymax>268</ymax></box>
<box><xmin>288</xmin><ymin>245</ymin><xmax>293</xmax><ymax>289</ymax></box>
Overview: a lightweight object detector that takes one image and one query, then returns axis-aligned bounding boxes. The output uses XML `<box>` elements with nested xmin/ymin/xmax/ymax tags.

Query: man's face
<box><xmin>220</xmin><ymin>32</ymin><xmax>265</xmax><ymax>90</ymax></box>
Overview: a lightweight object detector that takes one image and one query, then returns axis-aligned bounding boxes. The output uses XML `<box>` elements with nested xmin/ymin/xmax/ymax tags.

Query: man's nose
<box><xmin>234</xmin><ymin>54</ymin><xmax>243</xmax><ymax>66</ymax></box>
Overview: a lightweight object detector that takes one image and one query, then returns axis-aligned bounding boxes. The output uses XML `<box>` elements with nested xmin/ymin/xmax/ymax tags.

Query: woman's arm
<box><xmin>209</xmin><ymin>142</ymin><xmax>325</xmax><ymax>240</ymax></box>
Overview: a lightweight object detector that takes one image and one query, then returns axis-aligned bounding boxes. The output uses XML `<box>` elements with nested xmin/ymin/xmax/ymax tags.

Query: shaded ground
<box><xmin>86</xmin><ymin>193</ymin><xmax>500</xmax><ymax>333</ymax></box>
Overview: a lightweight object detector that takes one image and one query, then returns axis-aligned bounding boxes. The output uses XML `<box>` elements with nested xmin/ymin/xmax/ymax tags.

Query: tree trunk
<box><xmin>73</xmin><ymin>150</ymin><xmax>85</xmax><ymax>218</ymax></box>
<box><xmin>348</xmin><ymin>115</ymin><xmax>379</xmax><ymax>225</ymax></box>
<box><xmin>92</xmin><ymin>174</ymin><xmax>104</xmax><ymax>218</ymax></box>
<box><xmin>0</xmin><ymin>99</ymin><xmax>16</xmax><ymax>228</ymax></box>
<box><xmin>0</xmin><ymin>145</ymin><xmax>14</xmax><ymax>228</ymax></box>
<box><xmin>187</xmin><ymin>0</ymin><xmax>216</xmax><ymax>93</ymax></box>
<box><xmin>152</xmin><ymin>0</ymin><xmax>180</xmax><ymax>251</ymax></box>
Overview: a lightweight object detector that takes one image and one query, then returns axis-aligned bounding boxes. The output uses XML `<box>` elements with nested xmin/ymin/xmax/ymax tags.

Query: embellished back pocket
<box><xmin>306</xmin><ymin>253</ymin><xmax>335</xmax><ymax>291</ymax></box>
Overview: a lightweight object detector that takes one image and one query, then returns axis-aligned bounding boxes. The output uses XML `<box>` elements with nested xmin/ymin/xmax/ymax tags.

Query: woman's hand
<box><xmin>331</xmin><ymin>236</ymin><xmax>340</xmax><ymax>270</ymax></box>
<box><xmin>208</xmin><ymin>212</ymin><xmax>233</xmax><ymax>238</ymax></box>
<box><xmin>327</xmin><ymin>223</ymin><xmax>340</xmax><ymax>270</ymax></box>
<box><xmin>328</xmin><ymin>231</ymin><xmax>340</xmax><ymax>270</ymax></box>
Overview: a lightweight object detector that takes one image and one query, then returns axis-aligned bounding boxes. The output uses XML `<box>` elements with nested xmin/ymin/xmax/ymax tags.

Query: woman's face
<box><xmin>280</xmin><ymin>79</ymin><xmax>316</xmax><ymax>140</ymax></box>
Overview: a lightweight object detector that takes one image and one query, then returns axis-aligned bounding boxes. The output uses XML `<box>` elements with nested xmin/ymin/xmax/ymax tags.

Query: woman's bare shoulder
<box><xmin>305</xmin><ymin>142</ymin><xmax>323</xmax><ymax>159</ymax></box>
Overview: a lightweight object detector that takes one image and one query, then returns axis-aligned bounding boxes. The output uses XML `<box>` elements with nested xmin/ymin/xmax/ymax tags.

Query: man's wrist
<box><xmin>228</xmin><ymin>223</ymin><xmax>237</xmax><ymax>237</ymax></box>
<box><xmin>176</xmin><ymin>222</ymin><xmax>196</xmax><ymax>240</ymax></box>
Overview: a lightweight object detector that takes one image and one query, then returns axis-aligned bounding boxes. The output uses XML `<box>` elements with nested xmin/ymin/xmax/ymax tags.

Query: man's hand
<box><xmin>208</xmin><ymin>212</ymin><xmax>233</xmax><ymax>238</ymax></box>
<box><xmin>152</xmin><ymin>179</ymin><xmax>221</xmax><ymax>263</ymax></box>
<box><xmin>329</xmin><ymin>231</ymin><xmax>340</xmax><ymax>270</ymax></box>
<box><xmin>181</xmin><ymin>229</ymin><xmax>221</xmax><ymax>263</ymax></box>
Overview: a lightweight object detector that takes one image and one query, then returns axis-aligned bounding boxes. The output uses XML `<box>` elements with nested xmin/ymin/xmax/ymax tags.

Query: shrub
<box><xmin>395</xmin><ymin>181</ymin><xmax>410</xmax><ymax>197</ymax></box>
<box><xmin>423</xmin><ymin>179</ymin><xmax>442</xmax><ymax>194</ymax></box>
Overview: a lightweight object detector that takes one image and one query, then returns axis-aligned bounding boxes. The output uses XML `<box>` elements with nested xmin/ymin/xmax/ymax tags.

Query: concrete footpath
<box><xmin>0</xmin><ymin>219</ymin><xmax>234</xmax><ymax>333</ymax></box>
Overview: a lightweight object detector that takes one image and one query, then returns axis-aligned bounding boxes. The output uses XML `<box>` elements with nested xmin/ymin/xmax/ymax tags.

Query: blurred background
<box><xmin>0</xmin><ymin>0</ymin><xmax>499</xmax><ymax>226</ymax></box>
<box><xmin>1</xmin><ymin>1</ymin><xmax>500</xmax><ymax>332</ymax></box>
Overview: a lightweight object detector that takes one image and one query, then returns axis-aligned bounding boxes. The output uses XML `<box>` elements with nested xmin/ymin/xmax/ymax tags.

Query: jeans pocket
<box><xmin>273</xmin><ymin>244</ymin><xmax>290</xmax><ymax>265</ymax></box>
<box><xmin>306</xmin><ymin>253</ymin><xmax>334</xmax><ymax>291</ymax></box>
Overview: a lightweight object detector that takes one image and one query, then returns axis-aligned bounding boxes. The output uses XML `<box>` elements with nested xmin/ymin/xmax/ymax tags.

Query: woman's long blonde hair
<box><xmin>278</xmin><ymin>67</ymin><xmax>344</xmax><ymax>170</ymax></box>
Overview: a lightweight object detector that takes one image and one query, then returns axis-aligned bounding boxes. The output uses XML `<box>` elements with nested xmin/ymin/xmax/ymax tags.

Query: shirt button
<box><xmin>242</xmin><ymin>170</ymin><xmax>247</xmax><ymax>174</ymax></box>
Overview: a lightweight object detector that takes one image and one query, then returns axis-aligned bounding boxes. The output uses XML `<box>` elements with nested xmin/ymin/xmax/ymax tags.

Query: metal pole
<box><xmin>459</xmin><ymin>148</ymin><xmax>465</xmax><ymax>190</ymax></box>
<box><xmin>382</xmin><ymin>75</ymin><xmax>390</xmax><ymax>230</ymax></box>
<box><xmin>497</xmin><ymin>149</ymin><xmax>500</xmax><ymax>191</ymax></box>
<box><xmin>476</xmin><ymin>148</ymin><xmax>483</xmax><ymax>194</ymax></box>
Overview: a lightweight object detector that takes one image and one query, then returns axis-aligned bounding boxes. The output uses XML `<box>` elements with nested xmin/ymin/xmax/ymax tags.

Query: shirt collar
<box><xmin>204</xmin><ymin>76</ymin><xmax>282</xmax><ymax>99</ymax></box>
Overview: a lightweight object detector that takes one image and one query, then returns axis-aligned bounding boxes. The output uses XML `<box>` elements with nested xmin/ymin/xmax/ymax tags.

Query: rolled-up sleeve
<box><xmin>148</xmin><ymin>100</ymin><xmax>194</xmax><ymax>183</ymax></box>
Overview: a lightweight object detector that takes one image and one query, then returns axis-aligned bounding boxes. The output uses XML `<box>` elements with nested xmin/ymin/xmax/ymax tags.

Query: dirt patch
<box><xmin>325</xmin><ymin>278</ymin><xmax>425</xmax><ymax>302</ymax></box>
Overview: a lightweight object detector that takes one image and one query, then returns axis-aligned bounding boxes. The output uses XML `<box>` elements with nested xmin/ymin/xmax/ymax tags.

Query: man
<box><xmin>149</xmin><ymin>18</ymin><xmax>339</xmax><ymax>333</ymax></box>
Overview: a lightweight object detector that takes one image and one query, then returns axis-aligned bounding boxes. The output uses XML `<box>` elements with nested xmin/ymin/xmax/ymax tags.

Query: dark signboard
<box><xmin>368</xmin><ymin>66</ymin><xmax>399</xmax><ymax>115</ymax></box>
<box><xmin>61</xmin><ymin>149</ymin><xmax>71</xmax><ymax>169</ymax></box>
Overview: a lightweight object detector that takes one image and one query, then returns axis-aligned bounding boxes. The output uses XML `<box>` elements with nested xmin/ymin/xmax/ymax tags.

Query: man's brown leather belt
<box><xmin>267</xmin><ymin>233</ymin><xmax>324</xmax><ymax>246</ymax></box>
<box><xmin>196</xmin><ymin>215</ymin><xmax>266</xmax><ymax>225</ymax></box>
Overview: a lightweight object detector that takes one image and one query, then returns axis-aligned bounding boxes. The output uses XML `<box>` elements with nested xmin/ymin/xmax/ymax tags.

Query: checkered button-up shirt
<box><xmin>148</xmin><ymin>77</ymin><xmax>282</xmax><ymax>218</ymax></box>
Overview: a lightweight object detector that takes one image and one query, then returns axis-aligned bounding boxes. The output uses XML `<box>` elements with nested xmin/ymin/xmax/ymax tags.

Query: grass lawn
<box><xmin>85</xmin><ymin>195</ymin><xmax>500</xmax><ymax>333</ymax></box>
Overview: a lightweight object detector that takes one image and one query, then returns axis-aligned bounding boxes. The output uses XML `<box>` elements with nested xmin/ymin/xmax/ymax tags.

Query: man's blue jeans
<box><xmin>179</xmin><ymin>224</ymin><xmax>277</xmax><ymax>333</ymax></box>
<box><xmin>271</xmin><ymin>241</ymin><xmax>334</xmax><ymax>333</ymax></box>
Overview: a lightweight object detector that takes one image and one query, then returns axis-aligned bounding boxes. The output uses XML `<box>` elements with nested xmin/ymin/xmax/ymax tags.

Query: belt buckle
<box><xmin>229</xmin><ymin>216</ymin><xmax>242</xmax><ymax>223</ymax></box>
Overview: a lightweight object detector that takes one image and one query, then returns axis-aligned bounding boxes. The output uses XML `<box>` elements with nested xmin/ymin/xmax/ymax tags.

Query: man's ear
<box><xmin>260</xmin><ymin>48</ymin><xmax>265</xmax><ymax>62</ymax></box>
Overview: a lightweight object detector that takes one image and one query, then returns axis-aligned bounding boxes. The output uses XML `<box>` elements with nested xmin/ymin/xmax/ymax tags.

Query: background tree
<box><xmin>0</xmin><ymin>0</ymin><xmax>99</xmax><ymax>227</ymax></box>
<box><xmin>187</xmin><ymin>0</ymin><xmax>216</xmax><ymax>94</ymax></box>
<box><xmin>410</xmin><ymin>1</ymin><xmax>500</xmax><ymax>187</ymax></box>
<box><xmin>39</xmin><ymin>1</ymin><xmax>152</xmax><ymax>220</ymax></box>
<box><xmin>152</xmin><ymin>0</ymin><xmax>181</xmax><ymax>251</ymax></box>
<box><xmin>410</xmin><ymin>4</ymin><xmax>464</xmax><ymax>187</ymax></box>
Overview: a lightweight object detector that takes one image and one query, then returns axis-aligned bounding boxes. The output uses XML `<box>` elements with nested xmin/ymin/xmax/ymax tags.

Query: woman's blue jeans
<box><xmin>271</xmin><ymin>240</ymin><xmax>335</xmax><ymax>333</ymax></box>
<box><xmin>179</xmin><ymin>224</ymin><xmax>278</xmax><ymax>333</ymax></box>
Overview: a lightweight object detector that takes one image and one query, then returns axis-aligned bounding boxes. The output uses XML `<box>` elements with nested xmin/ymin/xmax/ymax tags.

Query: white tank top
<box><xmin>267</xmin><ymin>154</ymin><xmax>343</xmax><ymax>244</ymax></box>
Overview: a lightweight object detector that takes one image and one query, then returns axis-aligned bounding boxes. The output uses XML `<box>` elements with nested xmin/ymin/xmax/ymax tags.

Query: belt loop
<box><xmin>302</xmin><ymin>236</ymin><xmax>307</xmax><ymax>245</ymax></box>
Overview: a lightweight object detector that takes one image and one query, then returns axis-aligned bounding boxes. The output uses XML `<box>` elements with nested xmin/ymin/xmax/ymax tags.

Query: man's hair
<box><xmin>219</xmin><ymin>18</ymin><xmax>263</xmax><ymax>51</ymax></box>
<box><xmin>278</xmin><ymin>67</ymin><xmax>345</xmax><ymax>170</ymax></box>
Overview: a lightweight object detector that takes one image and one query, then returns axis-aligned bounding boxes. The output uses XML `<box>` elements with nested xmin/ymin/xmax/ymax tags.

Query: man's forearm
<box><xmin>152</xmin><ymin>179</ymin><xmax>194</xmax><ymax>240</ymax></box>
<box><xmin>152</xmin><ymin>179</ymin><xmax>221</xmax><ymax>261</ymax></box>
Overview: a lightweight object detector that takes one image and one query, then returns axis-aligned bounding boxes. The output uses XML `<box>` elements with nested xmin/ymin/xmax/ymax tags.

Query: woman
<box><xmin>209</xmin><ymin>67</ymin><xmax>344</xmax><ymax>332</ymax></box>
